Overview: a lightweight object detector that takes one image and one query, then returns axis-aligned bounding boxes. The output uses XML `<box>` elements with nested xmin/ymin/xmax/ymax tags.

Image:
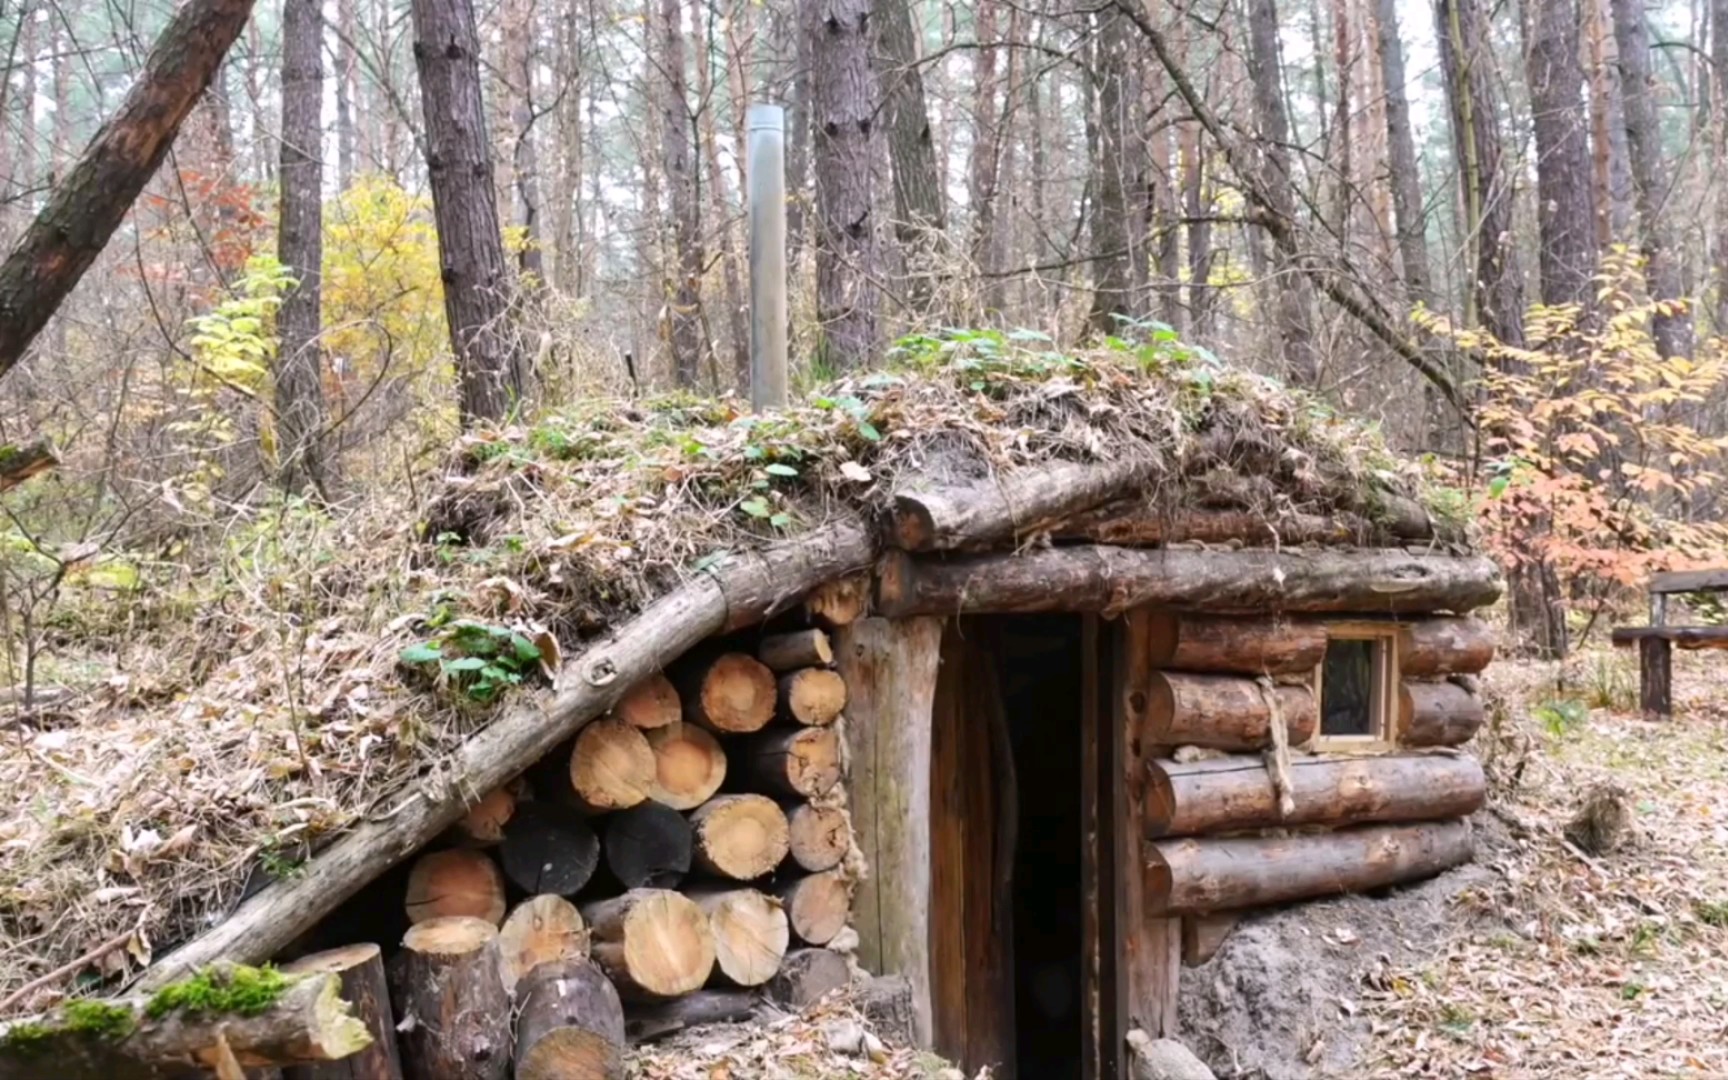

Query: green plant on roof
<box><xmin>145</xmin><ymin>965</ymin><xmax>288</xmax><ymax>1019</ymax></box>
<box><xmin>399</xmin><ymin>620</ymin><xmax>546</xmax><ymax>703</ymax></box>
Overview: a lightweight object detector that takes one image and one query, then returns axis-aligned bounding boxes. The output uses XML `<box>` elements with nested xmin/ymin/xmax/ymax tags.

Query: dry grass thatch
<box><xmin>0</xmin><ymin>333</ymin><xmax>1464</xmax><ymax>1009</ymax></box>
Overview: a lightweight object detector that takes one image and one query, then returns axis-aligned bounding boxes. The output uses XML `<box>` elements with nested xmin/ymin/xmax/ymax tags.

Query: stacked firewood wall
<box><xmin>288</xmin><ymin>627</ymin><xmax>861</xmax><ymax>1080</ymax></box>
<box><xmin>1139</xmin><ymin>612</ymin><xmax>1493</xmax><ymax>965</ymax></box>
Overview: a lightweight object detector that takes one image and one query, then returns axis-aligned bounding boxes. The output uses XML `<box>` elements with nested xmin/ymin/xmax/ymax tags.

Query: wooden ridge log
<box><xmin>1146</xmin><ymin>673</ymin><xmax>1317</xmax><ymax>750</ymax></box>
<box><xmin>1399</xmin><ymin>617</ymin><xmax>1496</xmax><ymax>678</ymax></box>
<box><xmin>498</xmin><ymin>802</ymin><xmax>601</xmax><ymax>897</ymax></box>
<box><xmin>767</xmin><ymin>948</ymin><xmax>852</xmax><ymax>1008</ymax></box>
<box><xmin>1056</xmin><ymin>502</ymin><xmax>1362</xmax><ymax>547</ymax></box>
<box><xmin>678</xmin><ymin>652</ymin><xmax>778</xmax><ymax>734</ymax></box>
<box><xmin>404</xmin><ymin>850</ymin><xmax>506</xmax><ymax>926</ymax></box>
<box><xmin>1398</xmin><ymin>681</ymin><xmax>1485</xmax><ymax>747</ymax></box>
<box><xmin>496</xmin><ymin>895</ymin><xmax>589</xmax><ymax>995</ymax></box>
<box><xmin>613</xmin><ymin>673</ymin><xmax>680</xmax><ymax>730</ymax></box>
<box><xmin>758</xmin><ymin>629</ymin><xmax>833</xmax><ymax>671</ymax></box>
<box><xmin>775</xmin><ymin>870</ymin><xmax>849</xmax><ymax>945</ymax></box>
<box><xmin>581</xmin><ymin>890</ymin><xmax>716</xmax><ymax>1000</ymax></box>
<box><xmin>388</xmin><ymin>918</ymin><xmax>512</xmax><ymax>1080</ymax></box>
<box><xmin>451</xmin><ymin>787</ymin><xmax>515</xmax><ymax>847</ymax></box>
<box><xmin>784</xmin><ymin>802</ymin><xmax>851</xmax><ymax>872</ymax></box>
<box><xmin>0</xmin><ymin>966</ymin><xmax>371</xmax><ymax>1080</ymax></box>
<box><xmin>875</xmin><ymin>547</ymin><xmax>1503</xmax><ymax>619</ymax></box>
<box><xmin>885</xmin><ymin>457</ymin><xmax>1153</xmax><ymax>551</ymax></box>
<box><xmin>512</xmin><ymin>959</ymin><xmax>625</xmax><ymax>1080</ymax></box>
<box><xmin>643</xmin><ymin>722</ymin><xmax>728</xmax><ymax>810</ymax></box>
<box><xmin>1146</xmin><ymin>753</ymin><xmax>1487</xmax><ymax>838</ymax></box>
<box><xmin>1148</xmin><ymin>820</ymin><xmax>1475</xmax><ymax>916</ymax></box>
<box><xmin>777</xmin><ymin>668</ymin><xmax>848</xmax><ymax>726</ymax></box>
<box><xmin>689</xmin><ymin>887</ymin><xmax>791</xmax><ymax>987</ymax></box>
<box><xmin>732</xmin><ymin>727</ymin><xmax>842</xmax><ymax>799</ymax></box>
<box><xmin>139</xmin><ymin>518</ymin><xmax>874</xmax><ymax>987</ymax></box>
<box><xmin>281</xmin><ymin>944</ymin><xmax>402</xmax><ymax>1080</ymax></box>
<box><xmin>689</xmin><ymin>794</ymin><xmax>791</xmax><ymax>880</ymax></box>
<box><xmin>624</xmin><ymin>990</ymin><xmax>759</xmax><ymax>1044</ymax></box>
<box><xmin>1146</xmin><ymin>613</ymin><xmax>1326</xmax><ymax>676</ymax></box>
<box><xmin>603</xmin><ymin>802</ymin><xmax>693</xmax><ymax>889</ymax></box>
<box><xmin>569</xmin><ymin>718</ymin><xmax>656</xmax><ymax>811</ymax></box>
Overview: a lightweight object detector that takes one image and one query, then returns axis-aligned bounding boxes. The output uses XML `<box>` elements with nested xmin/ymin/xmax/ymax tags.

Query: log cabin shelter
<box><xmin>10</xmin><ymin>355</ymin><xmax>1502</xmax><ymax>1080</ymax></box>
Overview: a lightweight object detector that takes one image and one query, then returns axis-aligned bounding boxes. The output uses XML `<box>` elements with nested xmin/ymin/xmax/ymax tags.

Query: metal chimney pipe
<box><xmin>746</xmin><ymin>103</ymin><xmax>788</xmax><ymax>410</ymax></box>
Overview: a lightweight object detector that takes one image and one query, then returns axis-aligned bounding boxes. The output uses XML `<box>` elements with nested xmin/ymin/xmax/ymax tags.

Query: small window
<box><xmin>1316</xmin><ymin>626</ymin><xmax>1397</xmax><ymax>747</ymax></box>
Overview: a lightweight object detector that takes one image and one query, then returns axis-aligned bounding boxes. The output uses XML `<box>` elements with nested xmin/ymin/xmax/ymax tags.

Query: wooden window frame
<box><xmin>1312</xmin><ymin>622</ymin><xmax>1400</xmax><ymax>751</ymax></box>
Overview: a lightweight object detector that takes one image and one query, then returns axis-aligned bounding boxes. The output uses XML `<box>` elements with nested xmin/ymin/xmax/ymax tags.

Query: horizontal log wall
<box><xmin>1147</xmin><ymin>672</ymin><xmax>1317</xmax><ymax>750</ymax></box>
<box><xmin>1148</xmin><ymin>820</ymin><xmax>1475</xmax><ymax>916</ymax></box>
<box><xmin>1399</xmin><ymin>680</ymin><xmax>1485</xmax><ymax>747</ymax></box>
<box><xmin>1145</xmin><ymin>753</ymin><xmax>1486</xmax><ymax>837</ymax></box>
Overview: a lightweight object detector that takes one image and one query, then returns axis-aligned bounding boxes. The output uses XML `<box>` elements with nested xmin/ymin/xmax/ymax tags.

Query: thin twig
<box><xmin>0</xmin><ymin>925</ymin><xmax>136</xmax><ymax>1015</ymax></box>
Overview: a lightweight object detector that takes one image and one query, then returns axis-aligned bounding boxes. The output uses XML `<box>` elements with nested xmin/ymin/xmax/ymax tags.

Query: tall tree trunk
<box><xmin>1374</xmin><ymin>0</ymin><xmax>1431</xmax><ymax>304</ymax></box>
<box><xmin>1150</xmin><ymin>21</ymin><xmax>1183</xmax><ymax>331</ymax></box>
<box><xmin>1245</xmin><ymin>0</ymin><xmax>1320</xmax><ymax>384</ymax></box>
<box><xmin>876</xmin><ymin>0</ymin><xmax>944</xmax><ymax>317</ymax></box>
<box><xmin>0</xmin><ymin>0</ymin><xmax>260</xmax><ymax>378</ymax></box>
<box><xmin>1613</xmin><ymin>0</ymin><xmax>1693</xmax><ymax>358</ymax></box>
<box><xmin>1183</xmin><ymin>119</ymin><xmax>1213</xmax><ymax>335</ymax></box>
<box><xmin>335</xmin><ymin>0</ymin><xmax>356</xmax><ymax>188</ymax></box>
<box><xmin>696</xmin><ymin>0</ymin><xmax>750</xmax><ymax>391</ymax></box>
<box><xmin>1089</xmin><ymin>10</ymin><xmax>1148</xmax><ymax>334</ymax></box>
<box><xmin>411</xmin><ymin>0</ymin><xmax>528</xmax><ymax>421</ymax></box>
<box><xmin>507</xmin><ymin>0</ymin><xmax>545</xmax><ymax>284</ymax></box>
<box><xmin>660</xmin><ymin>0</ymin><xmax>703</xmax><ymax>384</ymax></box>
<box><xmin>1435</xmin><ymin>0</ymin><xmax>1525</xmax><ymax>347</ymax></box>
<box><xmin>1585</xmin><ymin>0</ymin><xmax>1634</xmax><ymax>246</ymax></box>
<box><xmin>276</xmin><ymin>0</ymin><xmax>331</xmax><ymax>493</ymax></box>
<box><xmin>808</xmin><ymin>0</ymin><xmax>880</xmax><ymax>370</ymax></box>
<box><xmin>551</xmin><ymin>0</ymin><xmax>585</xmax><ymax>294</ymax></box>
<box><xmin>1714</xmin><ymin>0</ymin><xmax>1728</xmax><ymax>328</ymax></box>
<box><xmin>783</xmin><ymin>0</ymin><xmax>811</xmax><ymax>255</ymax></box>
<box><xmin>1524</xmin><ymin>0</ymin><xmax>1598</xmax><ymax>308</ymax></box>
<box><xmin>1330</xmin><ymin>0</ymin><xmax>1353</xmax><ymax>236</ymax></box>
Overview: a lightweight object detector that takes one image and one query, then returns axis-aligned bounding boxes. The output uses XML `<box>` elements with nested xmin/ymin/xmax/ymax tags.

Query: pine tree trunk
<box><xmin>1613</xmin><ymin>0</ymin><xmax>1694</xmax><ymax>358</ymax></box>
<box><xmin>411</xmin><ymin>0</ymin><xmax>527</xmax><ymax>421</ymax></box>
<box><xmin>808</xmin><ymin>0</ymin><xmax>880</xmax><ymax>369</ymax></box>
<box><xmin>876</xmin><ymin>0</ymin><xmax>945</xmax><ymax>317</ymax></box>
<box><xmin>276</xmin><ymin>0</ymin><xmax>330</xmax><ymax>494</ymax></box>
<box><xmin>1089</xmin><ymin>9</ymin><xmax>1148</xmax><ymax>334</ymax></box>
<box><xmin>1524</xmin><ymin>0</ymin><xmax>1598</xmax><ymax>308</ymax></box>
<box><xmin>507</xmin><ymin>0</ymin><xmax>545</xmax><ymax>284</ymax></box>
<box><xmin>1715</xmin><ymin>0</ymin><xmax>1728</xmax><ymax>329</ymax></box>
<box><xmin>660</xmin><ymin>0</ymin><xmax>704</xmax><ymax>384</ymax></box>
<box><xmin>1585</xmin><ymin>0</ymin><xmax>1635</xmax><ymax>246</ymax></box>
<box><xmin>335</xmin><ymin>0</ymin><xmax>356</xmax><ymax>189</ymax></box>
<box><xmin>1374</xmin><ymin>0</ymin><xmax>1432</xmax><ymax>303</ymax></box>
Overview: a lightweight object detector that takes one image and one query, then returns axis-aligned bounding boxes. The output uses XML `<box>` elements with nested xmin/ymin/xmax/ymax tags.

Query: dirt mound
<box><xmin>1179</xmin><ymin>826</ymin><xmax>1505</xmax><ymax>1079</ymax></box>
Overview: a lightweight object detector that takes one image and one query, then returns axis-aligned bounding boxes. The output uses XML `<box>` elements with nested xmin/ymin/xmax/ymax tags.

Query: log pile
<box><xmin>266</xmin><ymin>628</ymin><xmax>860</xmax><ymax>1078</ymax></box>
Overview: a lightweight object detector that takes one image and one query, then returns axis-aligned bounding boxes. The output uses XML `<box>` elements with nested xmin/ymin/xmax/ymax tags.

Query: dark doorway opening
<box><xmin>997</xmin><ymin>614</ymin><xmax>1087</xmax><ymax>1080</ymax></box>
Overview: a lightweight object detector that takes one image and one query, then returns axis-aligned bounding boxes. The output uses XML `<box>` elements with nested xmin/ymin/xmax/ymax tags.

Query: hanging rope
<box><xmin>1257</xmin><ymin>674</ymin><xmax>1296</xmax><ymax>819</ymax></box>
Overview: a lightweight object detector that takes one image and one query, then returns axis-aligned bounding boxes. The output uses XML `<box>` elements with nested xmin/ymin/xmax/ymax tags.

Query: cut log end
<box><xmin>516</xmin><ymin>1029</ymin><xmax>621</xmax><ymax>1080</ymax></box>
<box><xmin>280</xmin><ymin>943</ymin><xmax>402</xmax><ymax>1080</ymax></box>
<box><xmin>777</xmin><ymin>870</ymin><xmax>849</xmax><ymax>946</ymax></box>
<box><xmin>614</xmin><ymin>672</ymin><xmax>681</xmax><ymax>730</ymax></box>
<box><xmin>644</xmin><ymin>722</ymin><xmax>728</xmax><ymax>810</ymax></box>
<box><xmin>499</xmin><ymin>802</ymin><xmax>601</xmax><ymax>897</ymax></box>
<box><xmin>683</xmin><ymin>652</ymin><xmax>778</xmax><ymax>733</ymax></box>
<box><xmin>758</xmin><ymin>629</ymin><xmax>835</xmax><ymax>671</ymax></box>
<box><xmin>401</xmin><ymin>915</ymin><xmax>498</xmax><ymax>955</ymax></box>
<box><xmin>603</xmin><ymin>802</ymin><xmax>694</xmax><ymax>889</ymax></box>
<box><xmin>738</xmin><ymin>726</ymin><xmax>842</xmax><ymax>799</ymax></box>
<box><xmin>779</xmin><ymin>668</ymin><xmax>848</xmax><ymax>726</ymax></box>
<box><xmin>768</xmin><ymin>947</ymin><xmax>852</xmax><ymax>1009</ymax></box>
<box><xmin>404</xmin><ymin>849</ymin><xmax>506</xmax><ymax>926</ymax></box>
<box><xmin>582</xmin><ymin>890</ymin><xmax>716</xmax><ymax>999</ymax></box>
<box><xmin>804</xmin><ymin>575</ymin><xmax>869</xmax><ymax>628</ymax></box>
<box><xmin>497</xmin><ymin>895</ymin><xmax>590</xmax><ymax>994</ymax></box>
<box><xmin>784</xmin><ymin>802</ymin><xmax>851</xmax><ymax>872</ymax></box>
<box><xmin>571</xmin><ymin>717</ymin><xmax>656</xmax><ymax>811</ymax></box>
<box><xmin>691</xmin><ymin>794</ymin><xmax>792</xmax><ymax>880</ymax></box>
<box><xmin>693</xmin><ymin>888</ymin><xmax>791</xmax><ymax>987</ymax></box>
<box><xmin>452</xmin><ymin>786</ymin><xmax>517</xmax><ymax>847</ymax></box>
<box><xmin>513</xmin><ymin>959</ymin><xmax>624</xmax><ymax>1080</ymax></box>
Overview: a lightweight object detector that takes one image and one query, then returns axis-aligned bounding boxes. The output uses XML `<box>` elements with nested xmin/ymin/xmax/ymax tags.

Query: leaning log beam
<box><xmin>1146</xmin><ymin>753</ymin><xmax>1487</xmax><ymax>837</ymax></box>
<box><xmin>885</xmin><ymin>458</ymin><xmax>1153</xmax><ymax>551</ymax></box>
<box><xmin>875</xmin><ymin>547</ymin><xmax>1502</xmax><ymax>618</ymax></box>
<box><xmin>1148</xmin><ymin>820</ymin><xmax>1474</xmax><ymax>916</ymax></box>
<box><xmin>0</xmin><ymin>967</ymin><xmax>371</xmax><ymax>1080</ymax></box>
<box><xmin>140</xmin><ymin>521</ymin><xmax>875</xmax><ymax>988</ymax></box>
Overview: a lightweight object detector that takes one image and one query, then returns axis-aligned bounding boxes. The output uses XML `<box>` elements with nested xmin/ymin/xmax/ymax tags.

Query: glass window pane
<box><xmin>1321</xmin><ymin>638</ymin><xmax>1376</xmax><ymax>736</ymax></box>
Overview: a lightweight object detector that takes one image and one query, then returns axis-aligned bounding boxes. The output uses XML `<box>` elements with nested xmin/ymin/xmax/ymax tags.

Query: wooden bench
<box><xmin>1611</xmin><ymin>569</ymin><xmax>1728</xmax><ymax>719</ymax></box>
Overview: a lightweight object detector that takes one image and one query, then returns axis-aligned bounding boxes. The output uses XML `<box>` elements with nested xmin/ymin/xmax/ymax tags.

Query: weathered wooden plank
<box><xmin>834</xmin><ymin>616</ymin><xmax>943</xmax><ymax>1048</ymax></box>
<box><xmin>1610</xmin><ymin>625</ymin><xmax>1728</xmax><ymax>649</ymax></box>
<box><xmin>1648</xmin><ymin>568</ymin><xmax>1728</xmax><ymax>594</ymax></box>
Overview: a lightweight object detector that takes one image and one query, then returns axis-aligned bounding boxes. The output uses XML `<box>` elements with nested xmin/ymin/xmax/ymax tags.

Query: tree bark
<box><xmin>1147</xmin><ymin>673</ymin><xmax>1318</xmax><ymax>750</ymax></box>
<box><xmin>411</xmin><ymin>0</ymin><xmax>527</xmax><ymax>422</ymax></box>
<box><xmin>1715</xmin><ymin>0</ymin><xmax>1728</xmax><ymax>328</ymax></box>
<box><xmin>1147</xmin><ymin>752</ymin><xmax>1487</xmax><ymax>837</ymax></box>
<box><xmin>1585</xmin><ymin>0</ymin><xmax>1634</xmax><ymax>246</ymax></box>
<box><xmin>0</xmin><ymin>0</ymin><xmax>258</xmax><ymax>379</ymax></box>
<box><xmin>1149</xmin><ymin>820</ymin><xmax>1475</xmax><ymax>915</ymax></box>
<box><xmin>1374</xmin><ymin>0</ymin><xmax>1431</xmax><ymax>303</ymax></box>
<box><xmin>388</xmin><ymin>918</ymin><xmax>512</xmax><ymax>1080</ymax></box>
<box><xmin>758</xmin><ymin>629</ymin><xmax>835</xmax><ymax>671</ymax></box>
<box><xmin>875</xmin><ymin>547</ymin><xmax>1504</xmax><ymax>618</ymax></box>
<box><xmin>767</xmin><ymin>947</ymin><xmax>851</xmax><ymax>1008</ymax></box>
<box><xmin>512</xmin><ymin>959</ymin><xmax>625</xmax><ymax>1080</ymax></box>
<box><xmin>886</xmin><ymin>456</ymin><xmax>1154</xmax><ymax>552</ymax></box>
<box><xmin>581</xmin><ymin>890</ymin><xmax>717</xmax><ymax>999</ymax></box>
<box><xmin>505</xmin><ymin>0</ymin><xmax>545</xmax><ymax>284</ymax></box>
<box><xmin>624</xmin><ymin>990</ymin><xmax>760</xmax><ymax>1042</ymax></box>
<box><xmin>281</xmin><ymin>944</ymin><xmax>404</xmax><ymax>1080</ymax></box>
<box><xmin>1089</xmin><ymin>9</ymin><xmax>1149</xmax><ymax>333</ymax></box>
<box><xmin>1397</xmin><ymin>680</ymin><xmax>1485</xmax><ymax>746</ymax></box>
<box><xmin>660</xmin><ymin>0</ymin><xmax>703</xmax><ymax>384</ymax></box>
<box><xmin>602</xmin><ymin>802</ymin><xmax>693</xmax><ymax>888</ymax></box>
<box><xmin>1055</xmin><ymin>504</ymin><xmax>1378</xmax><ymax>547</ymax></box>
<box><xmin>1145</xmin><ymin>613</ymin><xmax>1328</xmax><ymax>675</ymax></box>
<box><xmin>874</xmin><ymin>0</ymin><xmax>945</xmax><ymax>316</ymax></box>
<box><xmin>689</xmin><ymin>887</ymin><xmax>791</xmax><ymax>986</ymax></box>
<box><xmin>496</xmin><ymin>895</ymin><xmax>590</xmax><ymax>994</ymax></box>
<box><xmin>689</xmin><ymin>794</ymin><xmax>792</xmax><ymax>880</ymax></box>
<box><xmin>1398</xmin><ymin>616</ymin><xmax>1496</xmax><ymax>677</ymax></box>
<box><xmin>808</xmin><ymin>0</ymin><xmax>879</xmax><ymax>369</ymax></box>
<box><xmin>1612</xmin><ymin>0</ymin><xmax>1693</xmax><ymax>358</ymax></box>
<box><xmin>275</xmin><ymin>0</ymin><xmax>329</xmax><ymax>495</ymax></box>
<box><xmin>1524</xmin><ymin>0</ymin><xmax>1599</xmax><ymax>308</ymax></box>
<box><xmin>0</xmin><ymin>968</ymin><xmax>371</xmax><ymax>1080</ymax></box>
<box><xmin>731</xmin><ymin>725</ymin><xmax>842</xmax><ymax>798</ymax></box>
